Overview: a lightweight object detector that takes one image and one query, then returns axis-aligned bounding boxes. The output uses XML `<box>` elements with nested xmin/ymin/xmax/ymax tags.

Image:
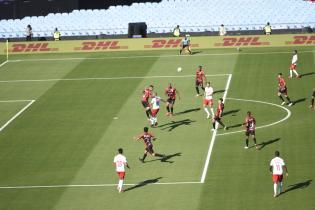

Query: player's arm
<box><xmin>125</xmin><ymin>162</ymin><xmax>130</xmax><ymax>169</ymax></box>
<box><xmin>269</xmin><ymin>165</ymin><xmax>273</xmax><ymax>174</ymax></box>
<box><xmin>149</xmin><ymin>132</ymin><xmax>156</xmax><ymax>141</ymax></box>
<box><xmin>133</xmin><ymin>134</ymin><xmax>142</xmax><ymax>141</ymax></box>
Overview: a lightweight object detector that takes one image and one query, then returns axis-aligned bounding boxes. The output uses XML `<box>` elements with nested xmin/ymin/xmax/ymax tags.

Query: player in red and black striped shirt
<box><xmin>141</xmin><ymin>85</ymin><xmax>154</xmax><ymax>120</ymax></box>
<box><xmin>277</xmin><ymin>73</ymin><xmax>293</xmax><ymax>106</ymax></box>
<box><xmin>195</xmin><ymin>66</ymin><xmax>206</xmax><ymax>96</ymax></box>
<box><xmin>243</xmin><ymin>111</ymin><xmax>258</xmax><ymax>149</ymax></box>
<box><xmin>165</xmin><ymin>83</ymin><xmax>180</xmax><ymax>116</ymax></box>
<box><xmin>134</xmin><ymin>127</ymin><xmax>165</xmax><ymax>163</ymax></box>
<box><xmin>212</xmin><ymin>98</ymin><xmax>227</xmax><ymax>131</ymax></box>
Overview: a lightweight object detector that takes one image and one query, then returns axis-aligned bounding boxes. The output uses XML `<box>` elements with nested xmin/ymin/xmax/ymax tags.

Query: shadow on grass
<box><xmin>256</xmin><ymin>138</ymin><xmax>280</xmax><ymax>150</ymax></box>
<box><xmin>124</xmin><ymin>177</ymin><xmax>163</xmax><ymax>192</ymax></box>
<box><xmin>191</xmin><ymin>51</ymin><xmax>202</xmax><ymax>55</ymax></box>
<box><xmin>300</xmin><ymin>72</ymin><xmax>315</xmax><ymax>78</ymax></box>
<box><xmin>145</xmin><ymin>152</ymin><xmax>182</xmax><ymax>164</ymax></box>
<box><xmin>213</xmin><ymin>89</ymin><xmax>225</xmax><ymax>95</ymax></box>
<box><xmin>222</xmin><ymin>109</ymin><xmax>240</xmax><ymax>117</ymax></box>
<box><xmin>280</xmin><ymin>179</ymin><xmax>312</xmax><ymax>196</ymax></box>
<box><xmin>174</xmin><ymin>108</ymin><xmax>200</xmax><ymax>116</ymax></box>
<box><xmin>293</xmin><ymin>98</ymin><xmax>306</xmax><ymax>105</ymax></box>
<box><xmin>226</xmin><ymin>123</ymin><xmax>242</xmax><ymax>129</ymax></box>
<box><xmin>159</xmin><ymin>119</ymin><xmax>196</xmax><ymax>131</ymax></box>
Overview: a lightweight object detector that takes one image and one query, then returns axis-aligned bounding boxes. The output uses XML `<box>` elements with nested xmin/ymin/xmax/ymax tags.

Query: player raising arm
<box><xmin>195</xmin><ymin>65</ymin><xmax>206</xmax><ymax>96</ymax></box>
<box><xmin>212</xmin><ymin>98</ymin><xmax>227</xmax><ymax>131</ymax></box>
<box><xmin>243</xmin><ymin>111</ymin><xmax>258</xmax><ymax>149</ymax></box>
<box><xmin>277</xmin><ymin>73</ymin><xmax>293</xmax><ymax>106</ymax></box>
<box><xmin>269</xmin><ymin>151</ymin><xmax>288</xmax><ymax>197</ymax></box>
<box><xmin>134</xmin><ymin>127</ymin><xmax>165</xmax><ymax>163</ymax></box>
<box><xmin>289</xmin><ymin>50</ymin><xmax>301</xmax><ymax>78</ymax></box>
<box><xmin>165</xmin><ymin>83</ymin><xmax>180</xmax><ymax>116</ymax></box>
<box><xmin>203</xmin><ymin>82</ymin><xmax>215</xmax><ymax>118</ymax></box>
<box><xmin>113</xmin><ymin>148</ymin><xmax>130</xmax><ymax>193</ymax></box>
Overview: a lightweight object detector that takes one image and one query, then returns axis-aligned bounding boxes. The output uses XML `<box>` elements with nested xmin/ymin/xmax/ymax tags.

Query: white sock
<box><xmin>293</xmin><ymin>70</ymin><xmax>299</xmax><ymax>76</ymax></box>
<box><xmin>150</xmin><ymin>117</ymin><xmax>154</xmax><ymax>125</ymax></box>
<box><xmin>154</xmin><ymin>117</ymin><xmax>157</xmax><ymax>124</ymax></box>
<box><xmin>118</xmin><ymin>179</ymin><xmax>124</xmax><ymax>192</ymax></box>
<box><xmin>210</xmin><ymin>108</ymin><xmax>214</xmax><ymax>116</ymax></box>
<box><xmin>274</xmin><ymin>183</ymin><xmax>278</xmax><ymax>195</ymax></box>
<box><xmin>289</xmin><ymin>70</ymin><xmax>293</xmax><ymax>77</ymax></box>
<box><xmin>204</xmin><ymin>107</ymin><xmax>210</xmax><ymax>115</ymax></box>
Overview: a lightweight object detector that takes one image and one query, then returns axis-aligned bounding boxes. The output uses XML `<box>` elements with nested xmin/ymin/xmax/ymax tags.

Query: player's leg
<box><xmin>278</xmin><ymin>92</ymin><xmax>286</xmax><ymax>105</ymax></box>
<box><xmin>284</xmin><ymin>93</ymin><xmax>293</xmax><ymax>106</ymax></box>
<box><xmin>117</xmin><ymin>172</ymin><xmax>125</xmax><ymax>193</ymax></box>
<box><xmin>217</xmin><ymin>118</ymin><xmax>227</xmax><ymax>130</ymax></box>
<box><xmin>201</xmin><ymin>83</ymin><xmax>205</xmax><ymax>91</ymax></box>
<box><xmin>139</xmin><ymin>150</ymin><xmax>148</xmax><ymax>163</ymax></box>
<box><xmin>203</xmin><ymin>100</ymin><xmax>210</xmax><ymax>118</ymax></box>
<box><xmin>289</xmin><ymin>70</ymin><xmax>293</xmax><ymax>78</ymax></box>
<box><xmin>195</xmin><ymin>81</ymin><xmax>201</xmax><ymax>96</ymax></box>
<box><xmin>310</xmin><ymin>96</ymin><xmax>314</xmax><ymax>108</ymax></box>
<box><xmin>245</xmin><ymin>132</ymin><xmax>249</xmax><ymax>149</ymax></box>
<box><xmin>170</xmin><ymin>100</ymin><xmax>175</xmax><ymax>115</ymax></box>
<box><xmin>180</xmin><ymin>46</ymin><xmax>183</xmax><ymax>55</ymax></box>
<box><xmin>187</xmin><ymin>45</ymin><xmax>192</xmax><ymax>54</ymax></box>
<box><xmin>252</xmin><ymin>133</ymin><xmax>257</xmax><ymax>147</ymax></box>
<box><xmin>274</xmin><ymin>181</ymin><xmax>278</xmax><ymax>197</ymax></box>
<box><xmin>210</xmin><ymin>101</ymin><xmax>214</xmax><ymax>117</ymax></box>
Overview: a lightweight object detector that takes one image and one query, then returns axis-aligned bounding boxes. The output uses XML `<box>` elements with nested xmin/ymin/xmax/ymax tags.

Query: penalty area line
<box><xmin>200</xmin><ymin>74</ymin><xmax>232</xmax><ymax>183</ymax></box>
<box><xmin>0</xmin><ymin>60</ymin><xmax>8</xmax><ymax>69</ymax></box>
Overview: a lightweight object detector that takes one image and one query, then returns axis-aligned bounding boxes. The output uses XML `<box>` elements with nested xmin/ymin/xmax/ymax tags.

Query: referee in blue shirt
<box><xmin>180</xmin><ymin>35</ymin><xmax>192</xmax><ymax>55</ymax></box>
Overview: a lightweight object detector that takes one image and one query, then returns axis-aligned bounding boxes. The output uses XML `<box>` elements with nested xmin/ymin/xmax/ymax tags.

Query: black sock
<box><xmin>279</xmin><ymin>95</ymin><xmax>284</xmax><ymax>102</ymax></box>
<box><xmin>166</xmin><ymin>106</ymin><xmax>170</xmax><ymax>113</ymax></box>
<box><xmin>180</xmin><ymin>49</ymin><xmax>182</xmax><ymax>54</ymax></box>
<box><xmin>142</xmin><ymin>153</ymin><xmax>147</xmax><ymax>161</ymax></box>
<box><xmin>201</xmin><ymin>86</ymin><xmax>205</xmax><ymax>91</ymax></box>
<box><xmin>286</xmin><ymin>96</ymin><xmax>292</xmax><ymax>103</ymax></box>
<box><xmin>145</xmin><ymin>110</ymin><xmax>150</xmax><ymax>118</ymax></box>
<box><xmin>253</xmin><ymin>138</ymin><xmax>257</xmax><ymax>145</ymax></box>
<box><xmin>195</xmin><ymin>86</ymin><xmax>200</xmax><ymax>94</ymax></box>
<box><xmin>171</xmin><ymin>107</ymin><xmax>174</xmax><ymax>114</ymax></box>
<box><xmin>245</xmin><ymin>139</ymin><xmax>249</xmax><ymax>147</ymax></box>
<box><xmin>218</xmin><ymin>120</ymin><xmax>225</xmax><ymax>128</ymax></box>
<box><xmin>212</xmin><ymin>122</ymin><xmax>216</xmax><ymax>129</ymax></box>
<box><xmin>312</xmin><ymin>98</ymin><xmax>314</xmax><ymax>106</ymax></box>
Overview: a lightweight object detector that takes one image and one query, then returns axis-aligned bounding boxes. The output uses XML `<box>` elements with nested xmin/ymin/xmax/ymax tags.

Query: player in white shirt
<box><xmin>113</xmin><ymin>148</ymin><xmax>130</xmax><ymax>193</ymax></box>
<box><xmin>269</xmin><ymin>151</ymin><xmax>288</xmax><ymax>197</ymax></box>
<box><xmin>150</xmin><ymin>92</ymin><xmax>164</xmax><ymax>127</ymax></box>
<box><xmin>289</xmin><ymin>50</ymin><xmax>301</xmax><ymax>78</ymax></box>
<box><xmin>203</xmin><ymin>82</ymin><xmax>214</xmax><ymax>118</ymax></box>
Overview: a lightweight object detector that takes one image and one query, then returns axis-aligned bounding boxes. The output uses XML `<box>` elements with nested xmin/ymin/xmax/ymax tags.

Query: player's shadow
<box><xmin>146</xmin><ymin>152</ymin><xmax>182</xmax><ymax>164</ymax></box>
<box><xmin>191</xmin><ymin>51</ymin><xmax>202</xmax><ymax>55</ymax></box>
<box><xmin>174</xmin><ymin>108</ymin><xmax>200</xmax><ymax>116</ymax></box>
<box><xmin>213</xmin><ymin>89</ymin><xmax>225</xmax><ymax>94</ymax></box>
<box><xmin>226</xmin><ymin>123</ymin><xmax>242</xmax><ymax>129</ymax></box>
<box><xmin>124</xmin><ymin>177</ymin><xmax>163</xmax><ymax>192</ymax></box>
<box><xmin>159</xmin><ymin>119</ymin><xmax>196</xmax><ymax>131</ymax></box>
<box><xmin>280</xmin><ymin>179</ymin><xmax>312</xmax><ymax>196</ymax></box>
<box><xmin>300</xmin><ymin>72</ymin><xmax>315</xmax><ymax>77</ymax></box>
<box><xmin>222</xmin><ymin>109</ymin><xmax>240</xmax><ymax>117</ymax></box>
<box><xmin>256</xmin><ymin>138</ymin><xmax>280</xmax><ymax>150</ymax></box>
<box><xmin>293</xmin><ymin>98</ymin><xmax>306</xmax><ymax>105</ymax></box>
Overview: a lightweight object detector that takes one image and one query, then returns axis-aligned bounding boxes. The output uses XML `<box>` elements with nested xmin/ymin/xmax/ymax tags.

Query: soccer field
<box><xmin>0</xmin><ymin>46</ymin><xmax>314</xmax><ymax>210</ymax></box>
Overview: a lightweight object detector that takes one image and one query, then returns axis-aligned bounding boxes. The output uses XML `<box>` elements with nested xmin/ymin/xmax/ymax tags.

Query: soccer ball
<box><xmin>177</xmin><ymin>67</ymin><xmax>182</xmax><ymax>72</ymax></box>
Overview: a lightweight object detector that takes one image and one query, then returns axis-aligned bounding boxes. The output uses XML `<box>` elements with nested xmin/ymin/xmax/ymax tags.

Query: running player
<box><xmin>179</xmin><ymin>35</ymin><xmax>192</xmax><ymax>55</ymax></box>
<box><xmin>195</xmin><ymin>65</ymin><xmax>206</xmax><ymax>96</ymax></box>
<box><xmin>150</xmin><ymin>92</ymin><xmax>164</xmax><ymax>127</ymax></box>
<box><xmin>212</xmin><ymin>98</ymin><xmax>227</xmax><ymax>131</ymax></box>
<box><xmin>141</xmin><ymin>85</ymin><xmax>154</xmax><ymax>120</ymax></box>
<box><xmin>243</xmin><ymin>111</ymin><xmax>258</xmax><ymax>149</ymax></box>
<box><xmin>134</xmin><ymin>127</ymin><xmax>165</xmax><ymax>163</ymax></box>
<box><xmin>277</xmin><ymin>73</ymin><xmax>293</xmax><ymax>106</ymax></box>
<box><xmin>203</xmin><ymin>82</ymin><xmax>214</xmax><ymax>118</ymax></box>
<box><xmin>310</xmin><ymin>88</ymin><xmax>315</xmax><ymax>109</ymax></box>
<box><xmin>113</xmin><ymin>148</ymin><xmax>130</xmax><ymax>193</ymax></box>
<box><xmin>269</xmin><ymin>151</ymin><xmax>288</xmax><ymax>198</ymax></box>
<box><xmin>289</xmin><ymin>50</ymin><xmax>301</xmax><ymax>78</ymax></box>
<box><xmin>165</xmin><ymin>83</ymin><xmax>180</xmax><ymax>116</ymax></box>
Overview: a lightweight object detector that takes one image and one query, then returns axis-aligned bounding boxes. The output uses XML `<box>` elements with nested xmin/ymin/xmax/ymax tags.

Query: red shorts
<box><xmin>290</xmin><ymin>64</ymin><xmax>297</xmax><ymax>70</ymax></box>
<box><xmin>151</xmin><ymin>108</ymin><xmax>159</xmax><ymax>117</ymax></box>
<box><xmin>117</xmin><ymin>171</ymin><xmax>125</xmax><ymax>179</ymax></box>
<box><xmin>203</xmin><ymin>99</ymin><xmax>213</xmax><ymax>106</ymax></box>
<box><xmin>272</xmin><ymin>174</ymin><xmax>283</xmax><ymax>183</ymax></box>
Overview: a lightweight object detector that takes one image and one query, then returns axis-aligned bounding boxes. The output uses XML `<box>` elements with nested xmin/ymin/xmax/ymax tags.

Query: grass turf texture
<box><xmin>0</xmin><ymin>46</ymin><xmax>314</xmax><ymax>210</ymax></box>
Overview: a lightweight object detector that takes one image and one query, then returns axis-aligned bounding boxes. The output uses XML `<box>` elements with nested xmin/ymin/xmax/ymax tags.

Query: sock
<box><xmin>118</xmin><ymin>179</ymin><xmax>123</xmax><ymax>192</ymax></box>
<box><xmin>154</xmin><ymin>117</ymin><xmax>157</xmax><ymax>124</ymax></box>
<box><xmin>145</xmin><ymin>110</ymin><xmax>151</xmax><ymax>118</ymax></box>
<box><xmin>279</xmin><ymin>182</ymin><xmax>283</xmax><ymax>193</ymax></box>
<box><xmin>166</xmin><ymin>106</ymin><xmax>170</xmax><ymax>113</ymax></box>
<box><xmin>201</xmin><ymin>86</ymin><xmax>205</xmax><ymax>91</ymax></box>
<box><xmin>312</xmin><ymin>98</ymin><xmax>314</xmax><ymax>106</ymax></box>
<box><xmin>279</xmin><ymin>95</ymin><xmax>284</xmax><ymax>102</ymax></box>
<box><xmin>289</xmin><ymin>70</ymin><xmax>293</xmax><ymax>77</ymax></box>
<box><xmin>274</xmin><ymin>183</ymin><xmax>278</xmax><ymax>195</ymax></box>
<box><xmin>212</xmin><ymin>122</ymin><xmax>216</xmax><ymax>129</ymax></box>
<box><xmin>150</xmin><ymin>117</ymin><xmax>154</xmax><ymax>125</ymax></box>
<box><xmin>293</xmin><ymin>70</ymin><xmax>299</xmax><ymax>76</ymax></box>
<box><xmin>286</xmin><ymin>96</ymin><xmax>292</xmax><ymax>103</ymax></box>
<box><xmin>245</xmin><ymin>139</ymin><xmax>249</xmax><ymax>147</ymax></box>
<box><xmin>195</xmin><ymin>86</ymin><xmax>200</xmax><ymax>94</ymax></box>
<box><xmin>142</xmin><ymin>153</ymin><xmax>147</xmax><ymax>161</ymax></box>
<box><xmin>253</xmin><ymin>138</ymin><xmax>257</xmax><ymax>145</ymax></box>
<box><xmin>210</xmin><ymin>108</ymin><xmax>214</xmax><ymax>116</ymax></box>
<box><xmin>171</xmin><ymin>107</ymin><xmax>174</xmax><ymax>114</ymax></box>
<box><xmin>204</xmin><ymin>107</ymin><xmax>210</xmax><ymax>116</ymax></box>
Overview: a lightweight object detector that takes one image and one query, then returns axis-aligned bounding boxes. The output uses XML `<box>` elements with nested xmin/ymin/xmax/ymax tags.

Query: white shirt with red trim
<box><xmin>292</xmin><ymin>54</ymin><xmax>298</xmax><ymax>64</ymax></box>
<box><xmin>151</xmin><ymin>96</ymin><xmax>161</xmax><ymax>109</ymax></box>
<box><xmin>270</xmin><ymin>157</ymin><xmax>285</xmax><ymax>175</ymax></box>
<box><xmin>205</xmin><ymin>87</ymin><xmax>214</xmax><ymax>100</ymax></box>
<box><xmin>114</xmin><ymin>154</ymin><xmax>127</xmax><ymax>172</ymax></box>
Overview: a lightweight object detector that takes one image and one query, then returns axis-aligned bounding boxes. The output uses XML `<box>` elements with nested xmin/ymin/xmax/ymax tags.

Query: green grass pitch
<box><xmin>0</xmin><ymin>46</ymin><xmax>314</xmax><ymax>210</ymax></box>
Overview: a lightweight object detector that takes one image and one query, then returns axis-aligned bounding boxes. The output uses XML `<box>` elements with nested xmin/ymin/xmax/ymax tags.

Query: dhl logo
<box><xmin>144</xmin><ymin>39</ymin><xmax>199</xmax><ymax>48</ymax></box>
<box><xmin>215</xmin><ymin>37</ymin><xmax>270</xmax><ymax>47</ymax></box>
<box><xmin>74</xmin><ymin>41</ymin><xmax>128</xmax><ymax>50</ymax></box>
<box><xmin>9</xmin><ymin>43</ymin><xmax>58</xmax><ymax>52</ymax></box>
<box><xmin>285</xmin><ymin>35</ymin><xmax>315</xmax><ymax>45</ymax></box>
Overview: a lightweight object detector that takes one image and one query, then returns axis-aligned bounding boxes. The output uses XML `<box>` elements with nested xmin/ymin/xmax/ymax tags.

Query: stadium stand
<box><xmin>0</xmin><ymin>0</ymin><xmax>314</xmax><ymax>38</ymax></box>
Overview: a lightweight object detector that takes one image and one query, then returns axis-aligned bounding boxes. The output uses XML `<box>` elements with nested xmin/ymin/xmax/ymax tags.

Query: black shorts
<box><xmin>214</xmin><ymin>116</ymin><xmax>221</xmax><ymax>121</ymax></box>
<box><xmin>312</xmin><ymin>91</ymin><xmax>315</xmax><ymax>97</ymax></box>
<box><xmin>278</xmin><ymin>87</ymin><xmax>287</xmax><ymax>94</ymax></box>
<box><xmin>246</xmin><ymin>130</ymin><xmax>255</xmax><ymax>136</ymax></box>
<box><xmin>196</xmin><ymin>80</ymin><xmax>204</xmax><ymax>87</ymax></box>
<box><xmin>145</xmin><ymin>144</ymin><xmax>154</xmax><ymax>154</ymax></box>
<box><xmin>182</xmin><ymin>44</ymin><xmax>189</xmax><ymax>48</ymax></box>
<box><xmin>141</xmin><ymin>101</ymin><xmax>150</xmax><ymax>108</ymax></box>
<box><xmin>167</xmin><ymin>98</ymin><xmax>176</xmax><ymax>105</ymax></box>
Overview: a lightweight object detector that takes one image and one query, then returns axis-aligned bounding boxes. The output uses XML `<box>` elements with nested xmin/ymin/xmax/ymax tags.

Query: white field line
<box><xmin>0</xmin><ymin>181</ymin><xmax>202</xmax><ymax>189</ymax></box>
<box><xmin>216</xmin><ymin>97</ymin><xmax>292</xmax><ymax>136</ymax></box>
<box><xmin>0</xmin><ymin>100</ymin><xmax>35</xmax><ymax>132</ymax></box>
<box><xmin>0</xmin><ymin>60</ymin><xmax>8</xmax><ymax>68</ymax></box>
<box><xmin>200</xmin><ymin>74</ymin><xmax>232</xmax><ymax>183</ymax></box>
<box><xmin>0</xmin><ymin>74</ymin><xmax>229</xmax><ymax>84</ymax></box>
<box><xmin>7</xmin><ymin>50</ymin><xmax>315</xmax><ymax>63</ymax></box>
<box><xmin>0</xmin><ymin>99</ymin><xmax>33</xmax><ymax>103</ymax></box>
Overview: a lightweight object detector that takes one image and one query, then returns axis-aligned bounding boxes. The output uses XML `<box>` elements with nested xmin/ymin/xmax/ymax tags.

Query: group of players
<box><xmin>113</xmin><ymin>49</ymin><xmax>314</xmax><ymax>195</ymax></box>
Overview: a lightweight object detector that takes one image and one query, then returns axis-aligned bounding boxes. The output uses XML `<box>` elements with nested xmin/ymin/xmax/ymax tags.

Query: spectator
<box><xmin>264</xmin><ymin>22</ymin><xmax>272</xmax><ymax>35</ymax></box>
<box><xmin>219</xmin><ymin>24</ymin><xmax>227</xmax><ymax>36</ymax></box>
<box><xmin>26</xmin><ymin>24</ymin><xmax>33</xmax><ymax>41</ymax></box>
<box><xmin>173</xmin><ymin>25</ymin><xmax>181</xmax><ymax>37</ymax></box>
<box><xmin>53</xmin><ymin>28</ymin><xmax>61</xmax><ymax>41</ymax></box>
